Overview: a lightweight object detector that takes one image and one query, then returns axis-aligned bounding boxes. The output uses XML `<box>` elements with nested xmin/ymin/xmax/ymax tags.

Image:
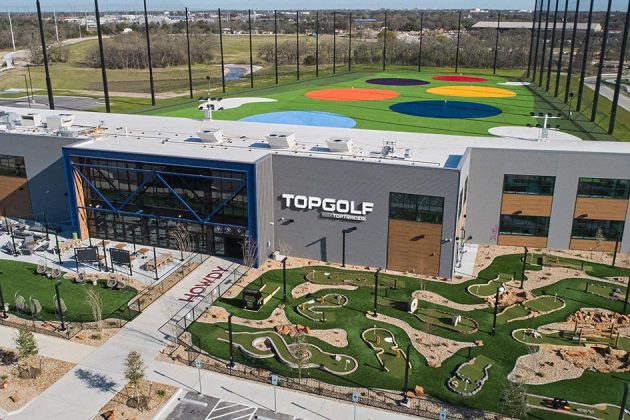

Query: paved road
<box><xmin>162</xmin><ymin>391</ymin><xmax>296</xmax><ymax>420</ymax></box>
<box><xmin>0</xmin><ymin>95</ymin><xmax>103</xmax><ymax>111</ymax></box>
<box><xmin>584</xmin><ymin>73</ymin><xmax>630</xmax><ymax>112</ymax></box>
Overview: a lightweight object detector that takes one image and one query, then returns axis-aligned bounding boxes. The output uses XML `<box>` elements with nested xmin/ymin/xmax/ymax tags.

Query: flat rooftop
<box><xmin>2</xmin><ymin>106</ymin><xmax>630</xmax><ymax>170</ymax></box>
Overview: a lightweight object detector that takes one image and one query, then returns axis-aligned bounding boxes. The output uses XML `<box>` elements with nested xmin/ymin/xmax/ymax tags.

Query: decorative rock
<box><xmin>414</xmin><ymin>385</ymin><xmax>424</xmax><ymax>396</ymax></box>
<box><xmin>9</xmin><ymin>394</ymin><xmax>19</xmax><ymax>403</ymax></box>
<box><xmin>406</xmin><ymin>390</ymin><xmax>416</xmax><ymax>398</ymax></box>
<box><xmin>101</xmin><ymin>410</ymin><xmax>116</xmax><ymax>420</ymax></box>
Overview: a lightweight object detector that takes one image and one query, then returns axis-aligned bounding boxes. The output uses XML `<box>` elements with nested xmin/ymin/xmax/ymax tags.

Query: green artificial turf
<box><xmin>0</xmin><ymin>260</ymin><xmax>138</xmax><ymax>322</ymax></box>
<box><xmin>139</xmin><ymin>69</ymin><xmax>605</xmax><ymax>139</ymax></box>
<box><xmin>189</xmin><ymin>254</ymin><xmax>630</xmax><ymax>416</ymax></box>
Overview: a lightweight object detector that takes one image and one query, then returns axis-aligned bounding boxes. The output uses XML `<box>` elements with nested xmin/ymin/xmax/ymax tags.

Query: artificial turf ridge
<box><xmin>187</xmin><ymin>254</ymin><xmax>630</xmax><ymax>417</ymax></box>
<box><xmin>142</xmin><ymin>70</ymin><xmax>607</xmax><ymax>140</ymax></box>
<box><xmin>0</xmin><ymin>260</ymin><xmax>138</xmax><ymax>322</ymax></box>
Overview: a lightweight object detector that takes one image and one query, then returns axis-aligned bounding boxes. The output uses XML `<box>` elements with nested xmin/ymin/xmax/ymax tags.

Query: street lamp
<box><xmin>227</xmin><ymin>312</ymin><xmax>235</xmax><ymax>368</ymax></box>
<box><xmin>373</xmin><ymin>268</ymin><xmax>381</xmax><ymax>317</ymax></box>
<box><xmin>623</xmin><ymin>275</ymin><xmax>630</xmax><ymax>314</ymax></box>
<box><xmin>282</xmin><ymin>257</ymin><xmax>288</xmax><ymax>303</ymax></box>
<box><xmin>0</xmin><ymin>272</ymin><xmax>7</xmax><ymax>319</ymax></box>
<box><xmin>401</xmin><ymin>343</ymin><xmax>412</xmax><ymax>406</ymax></box>
<box><xmin>520</xmin><ymin>246</ymin><xmax>528</xmax><ymax>289</ymax></box>
<box><xmin>490</xmin><ymin>286</ymin><xmax>505</xmax><ymax>335</ymax></box>
<box><xmin>341</xmin><ymin>227</ymin><xmax>357</xmax><ymax>267</ymax></box>
<box><xmin>568</xmin><ymin>92</ymin><xmax>575</xmax><ymax>117</ymax></box>
<box><xmin>54</xmin><ymin>280</ymin><xmax>66</xmax><ymax>332</ymax></box>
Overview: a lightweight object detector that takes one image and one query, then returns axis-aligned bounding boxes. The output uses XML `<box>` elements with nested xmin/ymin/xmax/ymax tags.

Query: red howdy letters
<box><xmin>179</xmin><ymin>266</ymin><xmax>228</xmax><ymax>302</ymax></box>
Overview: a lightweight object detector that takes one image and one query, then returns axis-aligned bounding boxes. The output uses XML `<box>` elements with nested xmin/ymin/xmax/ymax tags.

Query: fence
<box><xmin>158</xmin><ymin>262</ymin><xmax>247</xmax><ymax>341</ymax></box>
<box><xmin>128</xmin><ymin>251</ymin><xmax>208</xmax><ymax>312</ymax></box>
<box><xmin>173</xmin><ymin>344</ymin><xmax>492</xmax><ymax>420</ymax></box>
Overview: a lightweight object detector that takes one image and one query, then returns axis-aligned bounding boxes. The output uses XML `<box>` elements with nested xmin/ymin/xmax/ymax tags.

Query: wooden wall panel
<box><xmin>73</xmin><ymin>171</ymin><xmax>89</xmax><ymax>239</ymax></box>
<box><xmin>570</xmin><ymin>239</ymin><xmax>620</xmax><ymax>252</ymax></box>
<box><xmin>387</xmin><ymin>219</ymin><xmax>442</xmax><ymax>276</ymax></box>
<box><xmin>497</xmin><ymin>234</ymin><xmax>548</xmax><ymax>248</ymax></box>
<box><xmin>0</xmin><ymin>175</ymin><xmax>32</xmax><ymax>217</ymax></box>
<box><xmin>574</xmin><ymin>198</ymin><xmax>628</xmax><ymax>221</ymax></box>
<box><xmin>500</xmin><ymin>194</ymin><xmax>553</xmax><ymax>217</ymax></box>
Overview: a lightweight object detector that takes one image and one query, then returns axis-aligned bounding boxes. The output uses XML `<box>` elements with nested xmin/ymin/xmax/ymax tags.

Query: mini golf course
<box><xmin>497</xmin><ymin>296</ymin><xmax>565</xmax><ymax>324</ymax></box>
<box><xmin>297</xmin><ymin>293</ymin><xmax>348</xmax><ymax>322</ymax></box>
<box><xmin>361</xmin><ymin>327</ymin><xmax>409</xmax><ymax>375</ymax></box>
<box><xmin>467</xmin><ymin>273</ymin><xmax>513</xmax><ymax>298</ymax></box>
<box><xmin>187</xmin><ymin>253</ymin><xmax>630</xmax><ymax>418</ymax></box>
<box><xmin>447</xmin><ymin>355</ymin><xmax>494</xmax><ymax>396</ymax></box>
<box><xmin>217</xmin><ymin>329</ymin><xmax>358</xmax><ymax>375</ymax></box>
<box><xmin>413</xmin><ymin>307</ymin><xmax>479</xmax><ymax>334</ymax></box>
<box><xmin>145</xmin><ymin>70</ymin><xmax>601</xmax><ymax>139</ymax></box>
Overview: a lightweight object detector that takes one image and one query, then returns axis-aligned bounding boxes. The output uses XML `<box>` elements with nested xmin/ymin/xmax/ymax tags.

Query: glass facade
<box><xmin>577</xmin><ymin>178</ymin><xmax>630</xmax><ymax>199</ymax></box>
<box><xmin>499</xmin><ymin>215</ymin><xmax>550</xmax><ymax>236</ymax></box>
<box><xmin>503</xmin><ymin>175</ymin><xmax>555</xmax><ymax>195</ymax></box>
<box><xmin>72</xmin><ymin>156</ymin><xmax>250</xmax><ymax>259</ymax></box>
<box><xmin>0</xmin><ymin>154</ymin><xmax>26</xmax><ymax>178</ymax></box>
<box><xmin>571</xmin><ymin>219</ymin><xmax>624</xmax><ymax>241</ymax></box>
<box><xmin>389</xmin><ymin>193</ymin><xmax>444</xmax><ymax>224</ymax></box>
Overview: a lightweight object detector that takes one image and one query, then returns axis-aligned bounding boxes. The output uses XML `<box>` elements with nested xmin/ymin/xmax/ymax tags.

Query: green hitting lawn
<box><xmin>141</xmin><ymin>69</ymin><xmax>608</xmax><ymax>140</ymax></box>
<box><xmin>0</xmin><ymin>260</ymin><xmax>138</xmax><ymax>322</ymax></box>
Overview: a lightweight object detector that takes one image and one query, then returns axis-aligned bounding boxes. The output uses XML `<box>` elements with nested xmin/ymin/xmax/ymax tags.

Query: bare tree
<box><xmin>85</xmin><ymin>288</ymin><xmax>103</xmax><ymax>332</ymax></box>
<box><xmin>241</xmin><ymin>235</ymin><xmax>258</xmax><ymax>270</ymax></box>
<box><xmin>169</xmin><ymin>223</ymin><xmax>193</xmax><ymax>261</ymax></box>
<box><xmin>124</xmin><ymin>351</ymin><xmax>147</xmax><ymax>411</ymax></box>
<box><xmin>499</xmin><ymin>380</ymin><xmax>529</xmax><ymax>419</ymax></box>
<box><xmin>291</xmin><ymin>332</ymin><xmax>311</xmax><ymax>384</ymax></box>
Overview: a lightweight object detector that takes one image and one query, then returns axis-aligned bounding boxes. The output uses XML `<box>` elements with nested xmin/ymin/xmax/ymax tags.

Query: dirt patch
<box><xmin>199</xmin><ymin>306</ymin><xmax>348</xmax><ymax>348</ymax></box>
<box><xmin>0</xmin><ymin>347</ymin><xmax>74</xmax><ymax>412</ymax></box>
<box><xmin>367</xmin><ymin>313</ymin><xmax>477</xmax><ymax>368</ymax></box>
<box><xmin>97</xmin><ymin>380</ymin><xmax>177</xmax><ymax>420</ymax></box>
<box><xmin>509</xmin><ymin>347</ymin><xmax>584</xmax><ymax>385</ymax></box>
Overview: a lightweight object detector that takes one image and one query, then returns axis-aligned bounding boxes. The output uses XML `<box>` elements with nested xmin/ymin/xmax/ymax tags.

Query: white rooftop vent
<box><xmin>326</xmin><ymin>137</ymin><xmax>353</xmax><ymax>153</ymax></box>
<box><xmin>266</xmin><ymin>131</ymin><xmax>296</xmax><ymax>149</ymax></box>
<box><xmin>21</xmin><ymin>113</ymin><xmax>42</xmax><ymax>127</ymax></box>
<box><xmin>46</xmin><ymin>113</ymin><xmax>75</xmax><ymax>130</ymax></box>
<box><xmin>404</xmin><ymin>148</ymin><xmax>413</xmax><ymax>160</ymax></box>
<box><xmin>197</xmin><ymin>128</ymin><xmax>224</xmax><ymax>144</ymax></box>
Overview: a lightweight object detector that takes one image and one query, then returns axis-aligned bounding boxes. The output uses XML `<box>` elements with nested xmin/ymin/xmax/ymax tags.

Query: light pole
<box><xmin>373</xmin><ymin>268</ymin><xmax>381</xmax><ymax>317</ymax></box>
<box><xmin>401</xmin><ymin>343</ymin><xmax>412</xmax><ymax>405</ymax></box>
<box><xmin>341</xmin><ymin>227</ymin><xmax>357</xmax><ymax>267</ymax></box>
<box><xmin>0</xmin><ymin>272</ymin><xmax>7</xmax><ymax>319</ymax></box>
<box><xmin>623</xmin><ymin>275</ymin><xmax>630</xmax><ymax>314</ymax></box>
<box><xmin>55</xmin><ymin>281</ymin><xmax>66</xmax><ymax>331</ymax></box>
<box><xmin>612</xmin><ymin>237</ymin><xmax>620</xmax><ymax>268</ymax></box>
<box><xmin>491</xmin><ymin>286</ymin><xmax>505</xmax><ymax>335</ymax></box>
<box><xmin>282</xmin><ymin>257</ymin><xmax>288</xmax><ymax>303</ymax></box>
<box><xmin>521</xmin><ymin>246</ymin><xmax>528</xmax><ymax>289</ymax></box>
<box><xmin>227</xmin><ymin>313</ymin><xmax>235</xmax><ymax>368</ymax></box>
<box><xmin>619</xmin><ymin>382</ymin><xmax>629</xmax><ymax>420</ymax></box>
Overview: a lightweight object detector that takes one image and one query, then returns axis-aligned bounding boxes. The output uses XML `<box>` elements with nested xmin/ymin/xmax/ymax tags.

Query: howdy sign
<box><xmin>179</xmin><ymin>266</ymin><xmax>228</xmax><ymax>302</ymax></box>
<box><xmin>281</xmin><ymin>193</ymin><xmax>374</xmax><ymax>222</ymax></box>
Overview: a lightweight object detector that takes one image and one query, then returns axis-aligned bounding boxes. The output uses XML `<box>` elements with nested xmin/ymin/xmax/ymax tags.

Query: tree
<box><xmin>13</xmin><ymin>326</ymin><xmax>38</xmax><ymax>375</ymax></box>
<box><xmin>291</xmin><ymin>332</ymin><xmax>311</xmax><ymax>383</ymax></box>
<box><xmin>241</xmin><ymin>234</ymin><xmax>258</xmax><ymax>271</ymax></box>
<box><xmin>85</xmin><ymin>288</ymin><xmax>103</xmax><ymax>332</ymax></box>
<box><xmin>169</xmin><ymin>223</ymin><xmax>192</xmax><ymax>261</ymax></box>
<box><xmin>124</xmin><ymin>351</ymin><xmax>146</xmax><ymax>410</ymax></box>
<box><xmin>499</xmin><ymin>380</ymin><xmax>529</xmax><ymax>419</ymax></box>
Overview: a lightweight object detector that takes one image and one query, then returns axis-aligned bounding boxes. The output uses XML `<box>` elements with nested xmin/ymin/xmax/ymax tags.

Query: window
<box><xmin>571</xmin><ymin>219</ymin><xmax>624</xmax><ymax>241</ymax></box>
<box><xmin>0</xmin><ymin>154</ymin><xmax>26</xmax><ymax>178</ymax></box>
<box><xmin>577</xmin><ymin>178</ymin><xmax>630</xmax><ymax>199</ymax></box>
<box><xmin>503</xmin><ymin>175</ymin><xmax>555</xmax><ymax>195</ymax></box>
<box><xmin>389</xmin><ymin>193</ymin><xmax>444</xmax><ymax>224</ymax></box>
<box><xmin>499</xmin><ymin>215</ymin><xmax>550</xmax><ymax>236</ymax></box>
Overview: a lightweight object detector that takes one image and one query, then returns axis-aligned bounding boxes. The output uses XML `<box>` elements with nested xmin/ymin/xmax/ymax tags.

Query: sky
<box><xmin>3</xmin><ymin>0</ymin><xmax>629</xmax><ymax>13</ymax></box>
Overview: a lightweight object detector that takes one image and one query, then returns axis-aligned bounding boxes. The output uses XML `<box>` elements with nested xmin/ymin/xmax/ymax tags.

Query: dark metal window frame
<box><xmin>503</xmin><ymin>174</ymin><xmax>555</xmax><ymax>196</ymax></box>
<box><xmin>577</xmin><ymin>177</ymin><xmax>630</xmax><ymax>200</ymax></box>
<box><xmin>499</xmin><ymin>214</ymin><xmax>550</xmax><ymax>237</ymax></box>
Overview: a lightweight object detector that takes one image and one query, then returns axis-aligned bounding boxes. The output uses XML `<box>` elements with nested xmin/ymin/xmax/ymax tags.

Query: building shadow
<box><xmin>305</xmin><ymin>237</ymin><xmax>327</xmax><ymax>261</ymax></box>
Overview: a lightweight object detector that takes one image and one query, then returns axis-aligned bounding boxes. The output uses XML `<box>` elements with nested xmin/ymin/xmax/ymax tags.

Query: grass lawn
<box><xmin>414</xmin><ymin>307</ymin><xmax>478</xmax><ymax>334</ymax></box>
<box><xmin>189</xmin><ymin>252</ymin><xmax>630</xmax><ymax>415</ymax></box>
<box><xmin>587</xmin><ymin>282</ymin><xmax>622</xmax><ymax>300</ymax></box>
<box><xmin>527</xmin><ymin>395</ymin><xmax>630</xmax><ymax>420</ymax></box>
<box><xmin>540</xmin><ymin>254</ymin><xmax>630</xmax><ymax>278</ymax></box>
<box><xmin>448</xmin><ymin>354</ymin><xmax>494</xmax><ymax>394</ymax></box>
<box><xmin>141</xmin><ymin>68</ymin><xmax>605</xmax><ymax>139</ymax></box>
<box><xmin>0</xmin><ymin>260</ymin><xmax>138</xmax><ymax>322</ymax></box>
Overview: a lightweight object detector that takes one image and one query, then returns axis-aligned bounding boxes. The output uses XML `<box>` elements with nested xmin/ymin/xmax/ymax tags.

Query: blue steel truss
<box><xmin>70</xmin><ymin>161</ymin><xmax>248</xmax><ymax>228</ymax></box>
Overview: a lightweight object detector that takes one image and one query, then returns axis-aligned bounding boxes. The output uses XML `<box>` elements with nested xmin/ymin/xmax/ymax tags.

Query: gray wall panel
<box><xmin>467</xmin><ymin>148</ymin><xmax>630</xmax><ymax>252</ymax></box>
<box><xmin>271</xmin><ymin>155</ymin><xmax>459</xmax><ymax>277</ymax></box>
<box><xmin>255</xmin><ymin>156</ymin><xmax>274</xmax><ymax>266</ymax></box>
<box><xmin>0</xmin><ymin>132</ymin><xmax>78</xmax><ymax>223</ymax></box>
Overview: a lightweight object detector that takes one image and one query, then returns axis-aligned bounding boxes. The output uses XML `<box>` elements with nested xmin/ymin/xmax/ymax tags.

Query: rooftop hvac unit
<box><xmin>404</xmin><ymin>148</ymin><xmax>413</xmax><ymax>160</ymax></box>
<box><xmin>266</xmin><ymin>131</ymin><xmax>296</xmax><ymax>149</ymax></box>
<box><xmin>196</xmin><ymin>128</ymin><xmax>224</xmax><ymax>144</ymax></box>
<box><xmin>21</xmin><ymin>113</ymin><xmax>42</xmax><ymax>127</ymax></box>
<box><xmin>326</xmin><ymin>137</ymin><xmax>353</xmax><ymax>153</ymax></box>
<box><xmin>46</xmin><ymin>114</ymin><xmax>75</xmax><ymax>131</ymax></box>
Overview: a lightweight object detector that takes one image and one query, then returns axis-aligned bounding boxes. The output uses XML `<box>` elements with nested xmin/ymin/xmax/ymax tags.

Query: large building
<box><xmin>1</xmin><ymin>107</ymin><xmax>629</xmax><ymax>278</ymax></box>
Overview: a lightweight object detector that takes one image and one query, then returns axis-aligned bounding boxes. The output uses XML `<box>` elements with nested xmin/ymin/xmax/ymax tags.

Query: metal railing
<box><xmin>158</xmin><ymin>262</ymin><xmax>247</xmax><ymax>341</ymax></box>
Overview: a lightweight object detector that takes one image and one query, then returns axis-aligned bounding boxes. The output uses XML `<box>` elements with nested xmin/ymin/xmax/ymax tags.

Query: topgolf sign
<box><xmin>281</xmin><ymin>193</ymin><xmax>374</xmax><ymax>221</ymax></box>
